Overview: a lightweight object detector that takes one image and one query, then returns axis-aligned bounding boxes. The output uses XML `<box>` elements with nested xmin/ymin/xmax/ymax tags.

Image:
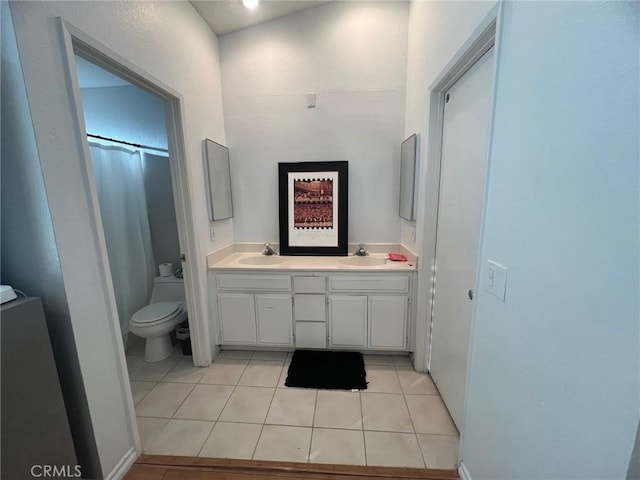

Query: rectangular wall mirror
<box><xmin>399</xmin><ymin>133</ymin><xmax>417</xmax><ymax>221</ymax></box>
<box><xmin>204</xmin><ymin>139</ymin><xmax>233</xmax><ymax>221</ymax></box>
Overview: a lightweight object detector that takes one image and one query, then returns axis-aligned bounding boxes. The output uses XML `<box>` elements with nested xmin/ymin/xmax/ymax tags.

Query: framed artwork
<box><xmin>278</xmin><ymin>161</ymin><xmax>348</xmax><ymax>256</ymax></box>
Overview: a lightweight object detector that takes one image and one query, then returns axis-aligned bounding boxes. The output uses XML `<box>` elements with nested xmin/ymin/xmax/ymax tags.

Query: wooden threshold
<box><xmin>125</xmin><ymin>455</ymin><xmax>460</xmax><ymax>480</ymax></box>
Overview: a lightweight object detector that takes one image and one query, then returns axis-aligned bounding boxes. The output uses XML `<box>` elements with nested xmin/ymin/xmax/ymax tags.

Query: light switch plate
<box><xmin>487</xmin><ymin>260</ymin><xmax>508</xmax><ymax>301</ymax></box>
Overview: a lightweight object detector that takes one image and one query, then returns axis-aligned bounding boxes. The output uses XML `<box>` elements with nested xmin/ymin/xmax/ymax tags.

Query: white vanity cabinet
<box><xmin>211</xmin><ymin>268</ymin><xmax>413</xmax><ymax>352</ymax></box>
<box><xmin>328</xmin><ymin>274</ymin><xmax>410</xmax><ymax>350</ymax></box>
<box><xmin>215</xmin><ymin>273</ymin><xmax>293</xmax><ymax>346</ymax></box>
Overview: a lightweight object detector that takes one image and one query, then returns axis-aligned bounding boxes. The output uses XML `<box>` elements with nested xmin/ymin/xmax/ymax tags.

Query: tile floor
<box><xmin>127</xmin><ymin>342</ymin><xmax>459</xmax><ymax>470</ymax></box>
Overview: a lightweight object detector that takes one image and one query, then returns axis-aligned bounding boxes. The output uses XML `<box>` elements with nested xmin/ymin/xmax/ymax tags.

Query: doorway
<box><xmin>416</xmin><ymin>10</ymin><xmax>498</xmax><ymax>436</ymax></box>
<box><xmin>429</xmin><ymin>46</ymin><xmax>495</xmax><ymax>431</ymax></box>
<box><xmin>73</xmin><ymin>55</ymin><xmax>182</xmax><ymax>352</ymax></box>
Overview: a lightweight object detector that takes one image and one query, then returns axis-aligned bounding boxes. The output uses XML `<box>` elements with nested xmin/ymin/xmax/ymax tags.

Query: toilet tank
<box><xmin>150</xmin><ymin>276</ymin><xmax>185</xmax><ymax>303</ymax></box>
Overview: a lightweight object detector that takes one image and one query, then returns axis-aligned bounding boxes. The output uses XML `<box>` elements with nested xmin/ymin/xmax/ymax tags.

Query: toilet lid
<box><xmin>131</xmin><ymin>302</ymin><xmax>180</xmax><ymax>324</ymax></box>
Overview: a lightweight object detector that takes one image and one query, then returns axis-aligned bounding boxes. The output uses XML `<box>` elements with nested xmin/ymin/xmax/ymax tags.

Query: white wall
<box><xmin>1</xmin><ymin>4</ymin><xmax>100</xmax><ymax>475</ymax></box>
<box><xmin>80</xmin><ymin>84</ymin><xmax>168</xmax><ymax>150</ymax></box>
<box><xmin>462</xmin><ymin>2</ymin><xmax>639</xmax><ymax>478</ymax></box>
<box><xmin>8</xmin><ymin>1</ymin><xmax>227</xmax><ymax>477</ymax></box>
<box><xmin>403</xmin><ymin>0</ymin><xmax>496</xmax><ymax>370</ymax></box>
<box><xmin>219</xmin><ymin>1</ymin><xmax>409</xmax><ymax>245</ymax></box>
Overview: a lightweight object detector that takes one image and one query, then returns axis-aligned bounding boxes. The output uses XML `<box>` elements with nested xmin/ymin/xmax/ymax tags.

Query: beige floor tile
<box><xmin>405</xmin><ymin>395</ymin><xmax>458</xmax><ymax>435</ymax></box>
<box><xmin>397</xmin><ymin>368</ymin><xmax>439</xmax><ymax>395</ymax></box>
<box><xmin>238</xmin><ymin>360</ymin><xmax>284</xmax><ymax>387</ymax></box>
<box><xmin>136</xmin><ymin>417</ymin><xmax>168</xmax><ymax>452</ymax></box>
<box><xmin>135</xmin><ymin>382</ymin><xmax>194</xmax><ymax>418</ymax></box>
<box><xmin>173</xmin><ymin>384</ymin><xmax>234</xmax><ymax>421</ymax></box>
<box><xmin>364</xmin><ymin>431</ymin><xmax>425</xmax><ymax>468</ymax></box>
<box><xmin>365</xmin><ymin>365</ymin><xmax>402</xmax><ymax>393</ymax></box>
<box><xmin>277</xmin><ymin>364</ymin><xmax>289</xmax><ymax>388</ymax></box>
<box><xmin>130</xmin><ymin>381</ymin><xmax>156</xmax><ymax>405</ymax></box>
<box><xmin>129</xmin><ymin>357</ymin><xmax>179</xmax><ymax>382</ymax></box>
<box><xmin>253</xmin><ymin>425</ymin><xmax>311</xmax><ymax>463</ymax></box>
<box><xmin>252</xmin><ymin>351</ymin><xmax>288</xmax><ymax>362</ymax></box>
<box><xmin>363</xmin><ymin>355</ymin><xmax>395</xmax><ymax>366</ymax></box>
<box><xmin>126</xmin><ymin>355</ymin><xmax>145</xmax><ymax>373</ymax></box>
<box><xmin>266</xmin><ymin>389</ymin><xmax>317</xmax><ymax>426</ymax></box>
<box><xmin>218</xmin><ymin>350</ymin><xmax>254</xmax><ymax>359</ymax></box>
<box><xmin>219</xmin><ymin>386</ymin><xmax>275</xmax><ymax>423</ymax></box>
<box><xmin>314</xmin><ymin>390</ymin><xmax>362</xmax><ymax>430</ymax></box>
<box><xmin>163</xmin><ymin>358</ymin><xmax>208</xmax><ymax>383</ymax></box>
<box><xmin>361</xmin><ymin>393</ymin><xmax>413</xmax><ymax>433</ymax></box>
<box><xmin>199</xmin><ymin>422</ymin><xmax>262</xmax><ymax>459</ymax></box>
<box><xmin>199</xmin><ymin>358</ymin><xmax>248</xmax><ymax>385</ymax></box>
<box><xmin>309</xmin><ymin>428</ymin><xmax>365</xmax><ymax>465</ymax></box>
<box><xmin>392</xmin><ymin>355</ymin><xmax>413</xmax><ymax>367</ymax></box>
<box><xmin>146</xmin><ymin>419</ymin><xmax>214</xmax><ymax>456</ymax></box>
<box><xmin>417</xmin><ymin>434</ymin><xmax>459</xmax><ymax>469</ymax></box>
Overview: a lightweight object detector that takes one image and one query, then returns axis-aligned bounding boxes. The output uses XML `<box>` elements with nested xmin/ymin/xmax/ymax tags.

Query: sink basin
<box><xmin>340</xmin><ymin>256</ymin><xmax>388</xmax><ymax>267</ymax></box>
<box><xmin>238</xmin><ymin>255</ymin><xmax>287</xmax><ymax>266</ymax></box>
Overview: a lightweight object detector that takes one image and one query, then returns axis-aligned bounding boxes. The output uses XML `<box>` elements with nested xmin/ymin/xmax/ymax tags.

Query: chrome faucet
<box><xmin>263</xmin><ymin>242</ymin><xmax>277</xmax><ymax>256</ymax></box>
<box><xmin>354</xmin><ymin>243</ymin><xmax>368</xmax><ymax>256</ymax></box>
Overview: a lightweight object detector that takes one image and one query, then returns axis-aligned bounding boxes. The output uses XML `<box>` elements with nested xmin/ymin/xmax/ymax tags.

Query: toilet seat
<box><xmin>131</xmin><ymin>302</ymin><xmax>181</xmax><ymax>326</ymax></box>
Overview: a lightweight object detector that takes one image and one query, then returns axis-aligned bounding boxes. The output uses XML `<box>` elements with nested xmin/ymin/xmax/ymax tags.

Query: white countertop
<box><xmin>207</xmin><ymin>252</ymin><xmax>417</xmax><ymax>272</ymax></box>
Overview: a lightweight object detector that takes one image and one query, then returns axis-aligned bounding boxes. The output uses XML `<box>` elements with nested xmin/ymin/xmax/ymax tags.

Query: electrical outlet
<box><xmin>486</xmin><ymin>260</ymin><xmax>508</xmax><ymax>301</ymax></box>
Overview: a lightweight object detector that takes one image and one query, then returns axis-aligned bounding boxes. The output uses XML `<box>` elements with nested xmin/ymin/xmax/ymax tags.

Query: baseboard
<box><xmin>105</xmin><ymin>447</ymin><xmax>138</xmax><ymax>480</ymax></box>
<box><xmin>458</xmin><ymin>461</ymin><xmax>473</xmax><ymax>480</ymax></box>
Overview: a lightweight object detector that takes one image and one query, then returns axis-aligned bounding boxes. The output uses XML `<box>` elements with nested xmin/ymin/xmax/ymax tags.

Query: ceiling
<box><xmin>74</xmin><ymin>1</ymin><xmax>329</xmax><ymax>88</ymax></box>
<box><xmin>190</xmin><ymin>0</ymin><xmax>328</xmax><ymax>36</ymax></box>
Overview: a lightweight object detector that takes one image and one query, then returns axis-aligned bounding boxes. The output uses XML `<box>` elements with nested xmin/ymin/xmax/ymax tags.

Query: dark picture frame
<box><xmin>278</xmin><ymin>161</ymin><xmax>348</xmax><ymax>256</ymax></box>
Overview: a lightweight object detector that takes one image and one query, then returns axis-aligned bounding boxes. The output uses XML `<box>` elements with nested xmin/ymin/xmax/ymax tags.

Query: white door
<box><xmin>368</xmin><ymin>296</ymin><xmax>408</xmax><ymax>350</ymax></box>
<box><xmin>329</xmin><ymin>295</ymin><xmax>367</xmax><ymax>348</ymax></box>
<box><xmin>256</xmin><ymin>294</ymin><xmax>293</xmax><ymax>345</ymax></box>
<box><xmin>430</xmin><ymin>46</ymin><xmax>495</xmax><ymax>431</ymax></box>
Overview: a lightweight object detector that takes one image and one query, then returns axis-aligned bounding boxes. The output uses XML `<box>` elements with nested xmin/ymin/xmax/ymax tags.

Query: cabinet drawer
<box><xmin>294</xmin><ymin>295</ymin><xmax>326</xmax><ymax>322</ymax></box>
<box><xmin>293</xmin><ymin>276</ymin><xmax>326</xmax><ymax>293</ymax></box>
<box><xmin>217</xmin><ymin>274</ymin><xmax>291</xmax><ymax>291</ymax></box>
<box><xmin>295</xmin><ymin>322</ymin><xmax>326</xmax><ymax>349</ymax></box>
<box><xmin>329</xmin><ymin>275</ymin><xmax>409</xmax><ymax>293</ymax></box>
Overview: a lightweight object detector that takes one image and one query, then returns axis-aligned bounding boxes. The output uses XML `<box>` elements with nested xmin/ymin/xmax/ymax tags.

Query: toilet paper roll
<box><xmin>159</xmin><ymin>263</ymin><xmax>173</xmax><ymax>277</ymax></box>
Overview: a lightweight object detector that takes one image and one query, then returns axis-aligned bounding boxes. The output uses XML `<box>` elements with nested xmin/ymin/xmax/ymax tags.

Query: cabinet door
<box><xmin>256</xmin><ymin>294</ymin><xmax>293</xmax><ymax>346</ymax></box>
<box><xmin>368</xmin><ymin>296</ymin><xmax>408</xmax><ymax>350</ymax></box>
<box><xmin>329</xmin><ymin>295</ymin><xmax>367</xmax><ymax>348</ymax></box>
<box><xmin>218</xmin><ymin>293</ymin><xmax>257</xmax><ymax>344</ymax></box>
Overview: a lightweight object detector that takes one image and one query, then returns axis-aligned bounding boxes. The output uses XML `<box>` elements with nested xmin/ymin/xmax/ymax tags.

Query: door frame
<box><xmin>58</xmin><ymin>18</ymin><xmax>210</xmax><ymax>455</ymax></box>
<box><xmin>417</xmin><ymin>1</ymin><xmax>501</xmax><ymax>394</ymax></box>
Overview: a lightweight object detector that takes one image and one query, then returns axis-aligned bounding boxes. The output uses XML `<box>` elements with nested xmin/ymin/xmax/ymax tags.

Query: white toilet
<box><xmin>129</xmin><ymin>275</ymin><xmax>188</xmax><ymax>363</ymax></box>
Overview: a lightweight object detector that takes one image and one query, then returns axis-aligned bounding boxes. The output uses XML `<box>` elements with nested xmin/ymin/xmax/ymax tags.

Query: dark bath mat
<box><xmin>285</xmin><ymin>350</ymin><xmax>367</xmax><ymax>390</ymax></box>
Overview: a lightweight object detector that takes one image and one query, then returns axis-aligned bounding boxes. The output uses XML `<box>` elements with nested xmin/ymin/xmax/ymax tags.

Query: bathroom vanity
<box><xmin>208</xmin><ymin>252</ymin><xmax>417</xmax><ymax>352</ymax></box>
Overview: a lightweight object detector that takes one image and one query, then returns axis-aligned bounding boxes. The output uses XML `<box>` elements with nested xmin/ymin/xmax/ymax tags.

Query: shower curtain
<box><xmin>90</xmin><ymin>143</ymin><xmax>155</xmax><ymax>346</ymax></box>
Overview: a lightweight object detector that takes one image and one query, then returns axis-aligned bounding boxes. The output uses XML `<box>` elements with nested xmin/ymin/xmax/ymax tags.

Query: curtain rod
<box><xmin>87</xmin><ymin>133</ymin><xmax>169</xmax><ymax>153</ymax></box>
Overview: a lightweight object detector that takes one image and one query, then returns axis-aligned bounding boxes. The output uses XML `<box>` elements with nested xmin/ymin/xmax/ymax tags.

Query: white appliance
<box><xmin>0</xmin><ymin>286</ymin><xmax>17</xmax><ymax>304</ymax></box>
